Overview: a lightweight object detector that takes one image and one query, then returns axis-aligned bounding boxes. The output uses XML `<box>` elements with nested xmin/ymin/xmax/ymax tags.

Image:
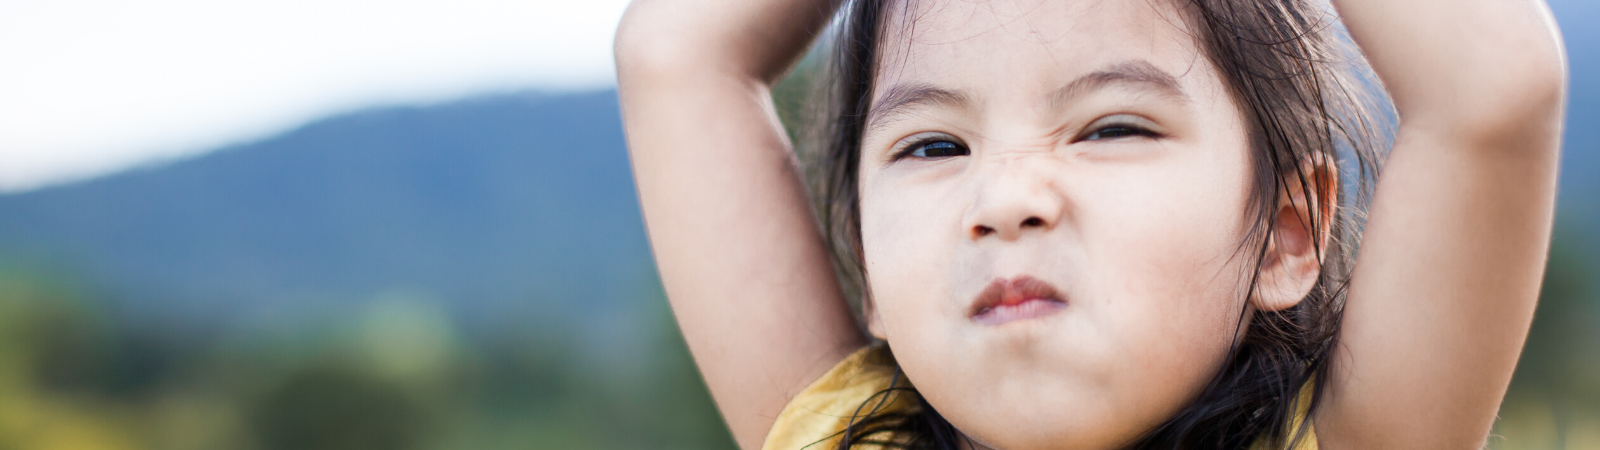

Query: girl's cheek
<box><xmin>859</xmin><ymin>177</ymin><xmax>964</xmax><ymax>329</ymax></box>
<box><xmin>1075</xmin><ymin>146</ymin><xmax>1254</xmax><ymax>342</ymax></box>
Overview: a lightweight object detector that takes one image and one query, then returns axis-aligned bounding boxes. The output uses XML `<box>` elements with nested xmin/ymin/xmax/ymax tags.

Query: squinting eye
<box><xmin>1083</xmin><ymin>125</ymin><xmax>1154</xmax><ymax>141</ymax></box>
<box><xmin>904</xmin><ymin>140</ymin><xmax>969</xmax><ymax>159</ymax></box>
<box><xmin>1077</xmin><ymin>114</ymin><xmax>1164</xmax><ymax>143</ymax></box>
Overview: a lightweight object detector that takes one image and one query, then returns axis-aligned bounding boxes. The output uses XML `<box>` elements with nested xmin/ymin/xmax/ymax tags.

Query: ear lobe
<box><xmin>1252</xmin><ymin>160</ymin><xmax>1339</xmax><ymax>312</ymax></box>
<box><xmin>1254</xmin><ymin>202</ymin><xmax>1322</xmax><ymax>311</ymax></box>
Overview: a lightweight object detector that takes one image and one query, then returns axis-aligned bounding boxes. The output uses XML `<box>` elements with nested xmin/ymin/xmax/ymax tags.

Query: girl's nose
<box><xmin>961</xmin><ymin>160</ymin><xmax>1066</xmax><ymax>242</ymax></box>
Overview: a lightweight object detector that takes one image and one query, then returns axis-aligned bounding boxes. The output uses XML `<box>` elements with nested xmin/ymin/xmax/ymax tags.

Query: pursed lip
<box><xmin>968</xmin><ymin>275</ymin><xmax>1067</xmax><ymax>326</ymax></box>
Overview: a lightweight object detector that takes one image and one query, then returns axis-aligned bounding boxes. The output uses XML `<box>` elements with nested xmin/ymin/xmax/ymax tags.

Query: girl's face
<box><xmin>856</xmin><ymin>0</ymin><xmax>1258</xmax><ymax>448</ymax></box>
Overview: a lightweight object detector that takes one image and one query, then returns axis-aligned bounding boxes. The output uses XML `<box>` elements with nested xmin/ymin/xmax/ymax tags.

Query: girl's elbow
<box><xmin>1463</xmin><ymin>42</ymin><xmax>1569</xmax><ymax>155</ymax></box>
<box><xmin>613</xmin><ymin>0</ymin><xmax>713</xmax><ymax>82</ymax></box>
<box><xmin>615</xmin><ymin>16</ymin><xmax>676</xmax><ymax>81</ymax></box>
<box><xmin>1421</xmin><ymin>59</ymin><xmax>1568</xmax><ymax>159</ymax></box>
<box><xmin>1474</xmin><ymin>76</ymin><xmax>1566</xmax><ymax>158</ymax></box>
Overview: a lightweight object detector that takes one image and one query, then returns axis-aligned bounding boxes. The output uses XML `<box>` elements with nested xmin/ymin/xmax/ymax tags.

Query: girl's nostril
<box><xmin>974</xmin><ymin>225</ymin><xmax>996</xmax><ymax>237</ymax></box>
<box><xmin>1022</xmin><ymin>217</ymin><xmax>1045</xmax><ymax>228</ymax></box>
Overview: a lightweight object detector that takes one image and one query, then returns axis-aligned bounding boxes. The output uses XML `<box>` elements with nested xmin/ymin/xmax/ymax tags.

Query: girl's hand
<box><xmin>1321</xmin><ymin>0</ymin><xmax>1566</xmax><ymax>447</ymax></box>
<box><xmin>615</xmin><ymin>1</ymin><xmax>866</xmax><ymax>449</ymax></box>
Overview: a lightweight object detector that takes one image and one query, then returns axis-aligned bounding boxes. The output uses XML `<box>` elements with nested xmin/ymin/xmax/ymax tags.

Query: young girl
<box><xmin>614</xmin><ymin>0</ymin><xmax>1567</xmax><ymax>448</ymax></box>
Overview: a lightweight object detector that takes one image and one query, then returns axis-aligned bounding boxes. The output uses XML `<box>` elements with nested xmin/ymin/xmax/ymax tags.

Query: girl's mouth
<box><xmin>969</xmin><ymin>276</ymin><xmax>1067</xmax><ymax>326</ymax></box>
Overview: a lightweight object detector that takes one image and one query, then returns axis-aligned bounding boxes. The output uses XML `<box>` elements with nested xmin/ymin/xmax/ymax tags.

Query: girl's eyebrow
<box><xmin>866</xmin><ymin>83</ymin><xmax>970</xmax><ymax>133</ymax></box>
<box><xmin>1047</xmin><ymin>60</ymin><xmax>1190</xmax><ymax>109</ymax></box>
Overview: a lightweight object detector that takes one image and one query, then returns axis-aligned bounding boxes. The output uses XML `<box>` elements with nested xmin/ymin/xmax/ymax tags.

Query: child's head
<box><xmin>806</xmin><ymin>0</ymin><xmax>1385</xmax><ymax>447</ymax></box>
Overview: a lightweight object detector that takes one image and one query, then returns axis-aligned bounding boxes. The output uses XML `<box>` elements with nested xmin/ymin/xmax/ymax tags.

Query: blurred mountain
<box><xmin>0</xmin><ymin>90</ymin><xmax>654</xmax><ymax>327</ymax></box>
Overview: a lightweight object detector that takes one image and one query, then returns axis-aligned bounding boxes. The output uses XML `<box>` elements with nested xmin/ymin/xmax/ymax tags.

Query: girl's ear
<box><xmin>864</xmin><ymin>295</ymin><xmax>887</xmax><ymax>340</ymax></box>
<box><xmin>1253</xmin><ymin>158</ymin><xmax>1339</xmax><ymax>312</ymax></box>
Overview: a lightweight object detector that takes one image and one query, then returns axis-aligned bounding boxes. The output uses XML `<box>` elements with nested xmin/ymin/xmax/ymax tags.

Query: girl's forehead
<box><xmin>875</xmin><ymin>0</ymin><xmax>1205</xmax><ymax>93</ymax></box>
<box><xmin>883</xmin><ymin>0</ymin><xmax>1193</xmax><ymax>38</ymax></box>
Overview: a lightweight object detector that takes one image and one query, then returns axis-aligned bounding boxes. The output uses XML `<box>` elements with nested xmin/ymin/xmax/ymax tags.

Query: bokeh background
<box><xmin>0</xmin><ymin>1</ymin><xmax>1595</xmax><ymax>449</ymax></box>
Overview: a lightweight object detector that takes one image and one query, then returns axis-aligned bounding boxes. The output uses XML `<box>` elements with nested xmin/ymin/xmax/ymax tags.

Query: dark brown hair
<box><xmin>798</xmin><ymin>0</ymin><xmax>1390</xmax><ymax>448</ymax></box>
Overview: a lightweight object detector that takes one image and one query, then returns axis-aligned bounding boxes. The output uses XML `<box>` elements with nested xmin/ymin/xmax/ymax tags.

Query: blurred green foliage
<box><xmin>2</xmin><ymin>240</ymin><xmax>1595</xmax><ymax>449</ymax></box>
<box><xmin>0</xmin><ymin>267</ymin><xmax>735</xmax><ymax>450</ymax></box>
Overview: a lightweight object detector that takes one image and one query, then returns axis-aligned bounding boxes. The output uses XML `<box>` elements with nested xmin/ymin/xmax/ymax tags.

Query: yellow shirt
<box><xmin>762</xmin><ymin>344</ymin><xmax>1317</xmax><ymax>450</ymax></box>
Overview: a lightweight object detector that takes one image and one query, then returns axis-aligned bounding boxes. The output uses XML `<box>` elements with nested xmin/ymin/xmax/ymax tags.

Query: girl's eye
<box><xmin>898</xmin><ymin>139</ymin><xmax>969</xmax><ymax>160</ymax></box>
<box><xmin>1083</xmin><ymin>126</ymin><xmax>1151</xmax><ymax>141</ymax></box>
<box><xmin>1078</xmin><ymin>115</ymin><xmax>1163</xmax><ymax>142</ymax></box>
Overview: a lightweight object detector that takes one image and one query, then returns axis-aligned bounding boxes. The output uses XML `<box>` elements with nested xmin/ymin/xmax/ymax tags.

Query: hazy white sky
<box><xmin>0</xmin><ymin>0</ymin><xmax>631</xmax><ymax>192</ymax></box>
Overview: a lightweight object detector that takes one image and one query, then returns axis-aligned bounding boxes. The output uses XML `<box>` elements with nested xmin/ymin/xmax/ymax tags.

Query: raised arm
<box><xmin>614</xmin><ymin>1</ymin><xmax>866</xmax><ymax>448</ymax></box>
<box><xmin>1318</xmin><ymin>0</ymin><xmax>1567</xmax><ymax>448</ymax></box>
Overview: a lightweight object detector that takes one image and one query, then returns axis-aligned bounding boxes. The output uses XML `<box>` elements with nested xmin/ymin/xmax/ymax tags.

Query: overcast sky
<box><xmin>0</xmin><ymin>0</ymin><xmax>630</xmax><ymax>192</ymax></box>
